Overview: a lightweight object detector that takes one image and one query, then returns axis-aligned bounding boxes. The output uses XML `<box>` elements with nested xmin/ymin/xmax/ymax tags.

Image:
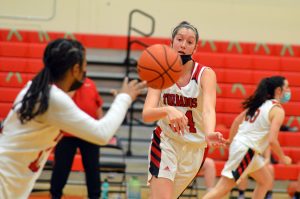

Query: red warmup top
<box><xmin>64</xmin><ymin>77</ymin><xmax>103</xmax><ymax>137</ymax></box>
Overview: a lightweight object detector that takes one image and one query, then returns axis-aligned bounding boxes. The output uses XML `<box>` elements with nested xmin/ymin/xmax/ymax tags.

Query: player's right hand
<box><xmin>166</xmin><ymin>106</ymin><xmax>188</xmax><ymax>135</ymax></box>
<box><xmin>119</xmin><ymin>77</ymin><xmax>147</xmax><ymax>101</ymax></box>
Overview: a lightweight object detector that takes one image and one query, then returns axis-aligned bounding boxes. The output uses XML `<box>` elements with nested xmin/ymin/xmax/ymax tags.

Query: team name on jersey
<box><xmin>163</xmin><ymin>93</ymin><xmax>197</xmax><ymax>108</ymax></box>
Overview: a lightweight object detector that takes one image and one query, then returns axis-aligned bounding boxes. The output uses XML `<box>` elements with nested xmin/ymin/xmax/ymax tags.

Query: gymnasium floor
<box><xmin>29</xmin><ymin>184</ymin><xmax>291</xmax><ymax>199</ymax></box>
<box><xmin>29</xmin><ymin>125</ymin><xmax>294</xmax><ymax>199</ymax></box>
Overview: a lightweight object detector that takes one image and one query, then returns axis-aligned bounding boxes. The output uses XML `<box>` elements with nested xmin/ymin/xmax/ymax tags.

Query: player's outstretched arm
<box><xmin>46</xmin><ymin>77</ymin><xmax>146</xmax><ymax>145</ymax></box>
<box><xmin>201</xmin><ymin>68</ymin><xmax>217</xmax><ymax>137</ymax></box>
<box><xmin>269</xmin><ymin>106</ymin><xmax>291</xmax><ymax>165</ymax></box>
<box><xmin>201</xmin><ymin>68</ymin><xmax>226</xmax><ymax>146</ymax></box>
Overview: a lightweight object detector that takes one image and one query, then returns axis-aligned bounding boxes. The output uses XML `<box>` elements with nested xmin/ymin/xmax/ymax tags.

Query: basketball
<box><xmin>137</xmin><ymin>44</ymin><xmax>182</xmax><ymax>89</ymax></box>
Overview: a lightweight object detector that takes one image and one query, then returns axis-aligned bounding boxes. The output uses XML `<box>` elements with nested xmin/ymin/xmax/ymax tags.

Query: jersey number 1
<box><xmin>185</xmin><ymin>110</ymin><xmax>196</xmax><ymax>133</ymax></box>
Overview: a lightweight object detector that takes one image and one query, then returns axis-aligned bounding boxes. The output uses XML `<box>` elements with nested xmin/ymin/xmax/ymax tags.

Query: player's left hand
<box><xmin>206</xmin><ymin>132</ymin><xmax>226</xmax><ymax>148</ymax></box>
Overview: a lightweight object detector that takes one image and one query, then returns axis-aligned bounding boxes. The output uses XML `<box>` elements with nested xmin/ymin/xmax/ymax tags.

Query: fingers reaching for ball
<box><xmin>119</xmin><ymin>77</ymin><xmax>147</xmax><ymax>101</ymax></box>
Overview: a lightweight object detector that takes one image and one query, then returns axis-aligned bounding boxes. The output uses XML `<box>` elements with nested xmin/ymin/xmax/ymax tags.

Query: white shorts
<box><xmin>147</xmin><ymin>126</ymin><xmax>207</xmax><ymax>198</ymax></box>
<box><xmin>221</xmin><ymin>140</ymin><xmax>266</xmax><ymax>183</ymax></box>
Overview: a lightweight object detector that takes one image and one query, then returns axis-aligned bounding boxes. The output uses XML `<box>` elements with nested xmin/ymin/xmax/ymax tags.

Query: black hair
<box><xmin>171</xmin><ymin>21</ymin><xmax>199</xmax><ymax>43</ymax></box>
<box><xmin>17</xmin><ymin>38</ymin><xmax>85</xmax><ymax>123</ymax></box>
<box><xmin>242</xmin><ymin>76</ymin><xmax>286</xmax><ymax>117</ymax></box>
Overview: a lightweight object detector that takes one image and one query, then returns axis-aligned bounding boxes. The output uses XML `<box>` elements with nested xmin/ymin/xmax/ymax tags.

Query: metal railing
<box><xmin>124</xmin><ymin>9</ymin><xmax>155</xmax><ymax>75</ymax></box>
<box><xmin>125</xmin><ymin>9</ymin><xmax>155</xmax><ymax>156</ymax></box>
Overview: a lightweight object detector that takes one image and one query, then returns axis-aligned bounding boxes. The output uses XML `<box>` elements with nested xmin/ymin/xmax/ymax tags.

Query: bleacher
<box><xmin>0</xmin><ymin>28</ymin><xmax>300</xmax><ymax>194</ymax></box>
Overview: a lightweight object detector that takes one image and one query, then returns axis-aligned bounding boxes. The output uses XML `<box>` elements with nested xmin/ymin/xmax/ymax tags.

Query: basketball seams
<box><xmin>138</xmin><ymin>63</ymin><xmax>165</xmax><ymax>88</ymax></box>
<box><xmin>162</xmin><ymin>45</ymin><xmax>177</xmax><ymax>86</ymax></box>
<box><xmin>137</xmin><ymin>64</ymin><xmax>165</xmax><ymax>87</ymax></box>
<box><xmin>143</xmin><ymin>45</ymin><xmax>173</xmax><ymax>89</ymax></box>
<box><xmin>137</xmin><ymin>44</ymin><xmax>182</xmax><ymax>89</ymax></box>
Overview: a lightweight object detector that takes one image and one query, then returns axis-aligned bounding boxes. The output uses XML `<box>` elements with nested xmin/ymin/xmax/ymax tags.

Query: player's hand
<box><xmin>206</xmin><ymin>132</ymin><xmax>226</xmax><ymax>148</ymax></box>
<box><xmin>119</xmin><ymin>77</ymin><xmax>147</xmax><ymax>101</ymax></box>
<box><xmin>280</xmin><ymin>155</ymin><xmax>292</xmax><ymax>165</ymax></box>
<box><xmin>224</xmin><ymin>139</ymin><xmax>231</xmax><ymax>146</ymax></box>
<box><xmin>167</xmin><ymin>106</ymin><xmax>188</xmax><ymax>135</ymax></box>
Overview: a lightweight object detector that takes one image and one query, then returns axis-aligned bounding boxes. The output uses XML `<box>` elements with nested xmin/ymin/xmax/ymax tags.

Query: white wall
<box><xmin>0</xmin><ymin>0</ymin><xmax>300</xmax><ymax>44</ymax></box>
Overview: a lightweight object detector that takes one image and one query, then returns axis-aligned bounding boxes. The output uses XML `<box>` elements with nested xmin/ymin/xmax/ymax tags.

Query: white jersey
<box><xmin>0</xmin><ymin>82</ymin><xmax>132</xmax><ymax>199</ymax></box>
<box><xmin>233</xmin><ymin>99</ymin><xmax>280</xmax><ymax>154</ymax></box>
<box><xmin>157</xmin><ymin>62</ymin><xmax>208</xmax><ymax>147</ymax></box>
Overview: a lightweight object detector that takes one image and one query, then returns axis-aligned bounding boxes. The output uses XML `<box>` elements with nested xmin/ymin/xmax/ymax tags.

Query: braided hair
<box><xmin>17</xmin><ymin>39</ymin><xmax>85</xmax><ymax>123</ymax></box>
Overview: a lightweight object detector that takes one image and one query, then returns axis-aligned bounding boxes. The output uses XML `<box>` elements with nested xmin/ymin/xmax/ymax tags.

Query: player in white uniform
<box><xmin>143</xmin><ymin>21</ymin><xmax>225</xmax><ymax>199</ymax></box>
<box><xmin>0</xmin><ymin>39</ymin><xmax>146</xmax><ymax>199</ymax></box>
<box><xmin>203</xmin><ymin>76</ymin><xmax>292</xmax><ymax>199</ymax></box>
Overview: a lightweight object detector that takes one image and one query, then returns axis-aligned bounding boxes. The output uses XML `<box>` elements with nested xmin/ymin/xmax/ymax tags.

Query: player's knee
<box><xmin>256</xmin><ymin>175</ymin><xmax>273</xmax><ymax>189</ymax></box>
<box><xmin>205</xmin><ymin>158</ymin><xmax>215</xmax><ymax>167</ymax></box>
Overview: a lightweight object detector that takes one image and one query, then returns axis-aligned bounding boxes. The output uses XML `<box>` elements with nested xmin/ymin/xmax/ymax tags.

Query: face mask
<box><xmin>69</xmin><ymin>71</ymin><xmax>86</xmax><ymax>91</ymax></box>
<box><xmin>180</xmin><ymin>54</ymin><xmax>192</xmax><ymax>65</ymax></box>
<box><xmin>280</xmin><ymin>91</ymin><xmax>291</xmax><ymax>103</ymax></box>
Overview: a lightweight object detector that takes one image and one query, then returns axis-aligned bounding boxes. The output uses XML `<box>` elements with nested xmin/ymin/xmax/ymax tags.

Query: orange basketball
<box><xmin>137</xmin><ymin>44</ymin><xmax>182</xmax><ymax>89</ymax></box>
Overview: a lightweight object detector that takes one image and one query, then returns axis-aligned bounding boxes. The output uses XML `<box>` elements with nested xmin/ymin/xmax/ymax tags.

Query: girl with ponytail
<box><xmin>18</xmin><ymin>39</ymin><xmax>85</xmax><ymax>124</ymax></box>
<box><xmin>0</xmin><ymin>38</ymin><xmax>146</xmax><ymax>198</ymax></box>
<box><xmin>204</xmin><ymin>76</ymin><xmax>292</xmax><ymax>199</ymax></box>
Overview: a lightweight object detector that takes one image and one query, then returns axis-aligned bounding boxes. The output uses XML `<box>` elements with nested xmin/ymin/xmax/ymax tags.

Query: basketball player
<box><xmin>203</xmin><ymin>76</ymin><xmax>292</xmax><ymax>199</ymax></box>
<box><xmin>142</xmin><ymin>21</ymin><xmax>225</xmax><ymax>199</ymax></box>
<box><xmin>0</xmin><ymin>39</ymin><xmax>146</xmax><ymax>198</ymax></box>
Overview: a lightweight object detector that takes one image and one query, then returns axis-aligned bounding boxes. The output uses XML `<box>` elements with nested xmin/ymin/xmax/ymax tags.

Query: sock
<box><xmin>294</xmin><ymin>192</ymin><xmax>300</xmax><ymax>199</ymax></box>
<box><xmin>238</xmin><ymin>190</ymin><xmax>245</xmax><ymax>199</ymax></box>
<box><xmin>238</xmin><ymin>189</ymin><xmax>245</xmax><ymax>196</ymax></box>
<box><xmin>265</xmin><ymin>190</ymin><xmax>272</xmax><ymax>199</ymax></box>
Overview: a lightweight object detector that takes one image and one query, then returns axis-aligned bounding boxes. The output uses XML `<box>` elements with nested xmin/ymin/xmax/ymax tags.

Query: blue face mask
<box><xmin>280</xmin><ymin>91</ymin><xmax>291</xmax><ymax>103</ymax></box>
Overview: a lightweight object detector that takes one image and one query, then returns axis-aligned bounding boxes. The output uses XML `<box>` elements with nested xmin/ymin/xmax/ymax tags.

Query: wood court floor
<box><xmin>29</xmin><ymin>184</ymin><xmax>291</xmax><ymax>199</ymax></box>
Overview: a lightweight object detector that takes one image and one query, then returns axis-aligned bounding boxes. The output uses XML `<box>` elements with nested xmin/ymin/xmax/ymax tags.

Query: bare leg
<box><xmin>292</xmin><ymin>173</ymin><xmax>300</xmax><ymax>199</ymax></box>
<box><xmin>238</xmin><ymin>177</ymin><xmax>248</xmax><ymax>190</ymax></box>
<box><xmin>202</xmin><ymin>158</ymin><xmax>216</xmax><ymax>191</ymax></box>
<box><xmin>203</xmin><ymin>176</ymin><xmax>236</xmax><ymax>199</ymax></box>
<box><xmin>296</xmin><ymin>173</ymin><xmax>300</xmax><ymax>192</ymax></box>
<box><xmin>267</xmin><ymin>164</ymin><xmax>274</xmax><ymax>190</ymax></box>
<box><xmin>149</xmin><ymin>177</ymin><xmax>174</xmax><ymax>199</ymax></box>
<box><xmin>264</xmin><ymin>164</ymin><xmax>274</xmax><ymax>198</ymax></box>
<box><xmin>249</xmin><ymin>165</ymin><xmax>272</xmax><ymax>199</ymax></box>
<box><xmin>237</xmin><ymin>178</ymin><xmax>248</xmax><ymax>199</ymax></box>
